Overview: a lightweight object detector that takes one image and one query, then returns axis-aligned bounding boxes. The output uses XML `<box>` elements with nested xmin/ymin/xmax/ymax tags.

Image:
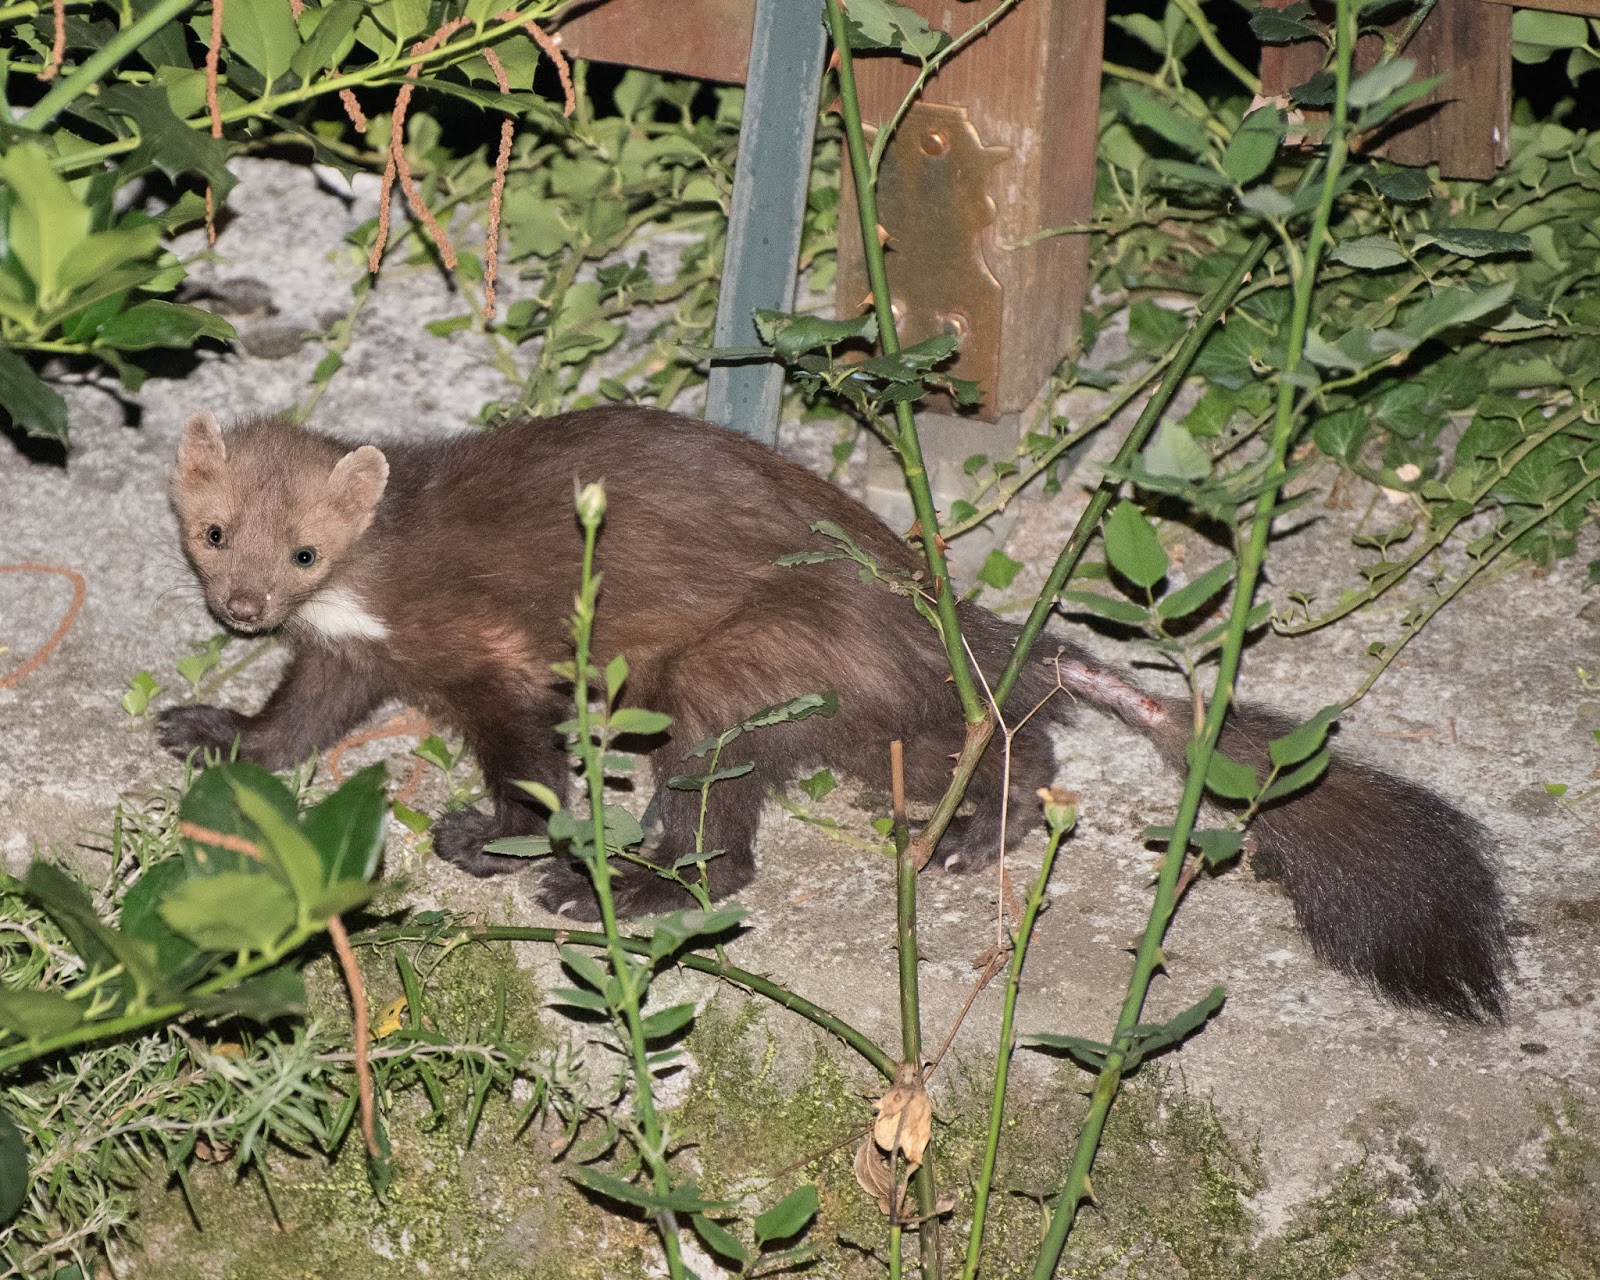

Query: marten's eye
<box><xmin>292</xmin><ymin>547</ymin><xmax>318</xmax><ymax>568</ymax></box>
<box><xmin>204</xmin><ymin>524</ymin><xmax>225</xmax><ymax>547</ymax></box>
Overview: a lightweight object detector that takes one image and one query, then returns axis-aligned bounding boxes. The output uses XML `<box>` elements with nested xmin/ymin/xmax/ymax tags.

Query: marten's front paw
<box><xmin>158</xmin><ymin>705</ymin><xmax>246</xmax><ymax>761</ymax></box>
<box><xmin>432</xmin><ymin>810</ymin><xmax>529</xmax><ymax>878</ymax></box>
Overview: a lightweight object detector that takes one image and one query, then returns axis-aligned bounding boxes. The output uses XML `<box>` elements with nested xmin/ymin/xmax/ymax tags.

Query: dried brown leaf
<box><xmin>872</xmin><ymin>1061</ymin><xmax>932</xmax><ymax>1168</ymax></box>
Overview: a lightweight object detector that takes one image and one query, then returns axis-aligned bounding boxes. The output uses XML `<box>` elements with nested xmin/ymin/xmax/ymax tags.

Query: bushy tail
<box><xmin>1006</xmin><ymin>630</ymin><xmax>1510</xmax><ymax>1019</ymax></box>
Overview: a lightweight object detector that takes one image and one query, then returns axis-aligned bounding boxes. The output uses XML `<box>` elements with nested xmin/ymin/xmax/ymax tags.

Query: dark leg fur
<box><xmin>158</xmin><ymin>643</ymin><xmax>392</xmax><ymax>770</ymax></box>
<box><xmin>434</xmin><ymin>684</ymin><xmax>571</xmax><ymax>879</ymax></box>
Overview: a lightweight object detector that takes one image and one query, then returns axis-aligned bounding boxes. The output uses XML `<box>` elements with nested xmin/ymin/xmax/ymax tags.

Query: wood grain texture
<box><xmin>1258</xmin><ymin>0</ymin><xmax>1510</xmax><ymax>180</ymax></box>
<box><xmin>836</xmin><ymin>0</ymin><xmax>1108</xmax><ymax>418</ymax></box>
<box><xmin>555</xmin><ymin>0</ymin><xmax>756</xmax><ymax>84</ymax></box>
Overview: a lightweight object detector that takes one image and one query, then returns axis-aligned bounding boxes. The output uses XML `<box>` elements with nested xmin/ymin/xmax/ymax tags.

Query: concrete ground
<box><xmin>2</xmin><ymin>158</ymin><xmax>1598</xmax><ymax>1270</ymax></box>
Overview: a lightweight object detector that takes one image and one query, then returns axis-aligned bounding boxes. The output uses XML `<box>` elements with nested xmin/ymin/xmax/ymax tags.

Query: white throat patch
<box><xmin>298</xmin><ymin>586</ymin><xmax>390</xmax><ymax>642</ymax></box>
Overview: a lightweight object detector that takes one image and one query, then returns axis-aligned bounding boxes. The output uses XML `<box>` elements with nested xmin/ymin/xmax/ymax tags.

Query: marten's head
<box><xmin>171</xmin><ymin>412</ymin><xmax>389</xmax><ymax>634</ymax></box>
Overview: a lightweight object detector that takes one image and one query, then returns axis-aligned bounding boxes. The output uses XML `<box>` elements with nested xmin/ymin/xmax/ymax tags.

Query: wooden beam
<box><xmin>1258</xmin><ymin>0</ymin><xmax>1510</xmax><ymax>179</ymax></box>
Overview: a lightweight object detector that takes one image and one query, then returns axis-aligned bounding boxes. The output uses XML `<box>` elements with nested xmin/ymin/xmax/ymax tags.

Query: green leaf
<box><xmin>0</xmin><ymin>986</ymin><xmax>85</xmax><ymax>1041</ymax></box>
<box><xmin>605</xmin><ymin>652</ymin><xmax>630</xmax><ymax>701</ymax></box>
<box><xmin>158</xmin><ymin>871</ymin><xmax>298</xmax><ymax>953</ymax></box>
<box><xmin>557</xmin><ymin>945</ymin><xmax>611</xmax><ymax>995</ymax></box>
<box><xmin>0</xmin><ymin>1108</ymin><xmax>28</xmax><ymax>1225</ymax></box>
<box><xmin>691</xmin><ymin>1214</ymin><xmax>750</xmax><ymax>1266</ymax></box>
<box><xmin>1261</xmin><ymin>747</ymin><xmax>1332</xmax><ymax>802</ymax></box>
<box><xmin>229</xmin><ymin>782</ymin><xmax>325</xmax><ymax>909</ymax></box>
<box><xmin>1511</xmin><ymin>9</ymin><xmax>1589</xmax><ymax>58</ymax></box>
<box><xmin>180</xmin><ymin>764</ymin><xmax>297</xmax><ymax>875</ymax></box>
<box><xmin>976</xmin><ymin>550</ymin><xmax>1023</xmax><ymax>591</ymax></box>
<box><xmin>638</xmin><ymin>1001</ymin><xmax>697</xmax><ymax>1042</ymax></box>
<box><xmin>222</xmin><ymin>0</ymin><xmax>303</xmax><ymax>83</ymax></box>
<box><xmin>567</xmin><ymin>1166</ymin><xmax>731</xmax><ymax>1215</ymax></box>
<box><xmin>1119</xmin><ymin>86</ymin><xmax>1210</xmax><ymax>155</ymax></box>
<box><xmin>608</xmin><ymin>707</ymin><xmax>672</xmax><ymax>736</ymax></box>
<box><xmin>839</xmin><ymin>0</ymin><xmax>949</xmax><ymax>58</ymax></box>
<box><xmin>511</xmin><ymin>779</ymin><xmax>563</xmax><ymax>811</ymax></box>
<box><xmin>1021</xmin><ymin>1030</ymin><xmax>1111</xmax><ymax>1069</ymax></box>
<box><xmin>798</xmin><ymin>769</ymin><xmax>837</xmax><ymax>801</ymax></box>
<box><xmin>1142</xmin><ymin>421</ymin><xmax>1211</xmax><ymax>481</ymax></box>
<box><xmin>1187</xmin><ymin>742</ymin><xmax>1259</xmax><ymax>801</ymax></box>
<box><xmin>1142</xmin><ymin>825</ymin><xmax>1247</xmax><ymax>866</ymax></box>
<box><xmin>290</xmin><ymin>0</ymin><xmax>363</xmax><ymax>77</ymax></box>
<box><xmin>0</xmin><ymin>348</ymin><xmax>68</xmax><ymax>442</ymax></box>
<box><xmin>1238</xmin><ymin>184</ymin><xmax>1296</xmax><ymax>218</ymax></box>
<box><xmin>753</xmin><ymin>309</ymin><xmax>876</xmax><ymax>358</ymax></box>
<box><xmin>1402</xmin><ymin>281</ymin><xmax>1515</xmax><ymax>341</ymax></box>
<box><xmin>754</xmin><ymin>1184</ymin><xmax>820</xmax><ymax>1245</ymax></box>
<box><xmin>1103</xmin><ymin>500</ymin><xmax>1168</xmax><ymax>589</ymax></box>
<box><xmin>119</xmin><ymin>858</ymin><xmax>202</xmax><ymax>979</ymax></box>
<box><xmin>175</xmin><ymin>634</ymin><xmax>227</xmax><ymax>695</ymax></box>
<box><xmin>1348</xmin><ymin>57</ymin><xmax>1416</xmax><ymax>108</ymax></box>
<box><xmin>1267</xmin><ymin>705</ymin><xmax>1340</xmax><ymax>768</ymax></box>
<box><xmin>1329</xmin><ymin>235</ymin><xmax>1408</xmax><ymax>270</ymax></box>
<box><xmin>666</xmin><ymin>762</ymin><xmax>755</xmax><ymax>790</ymax></box>
<box><xmin>55</xmin><ymin>225</ymin><xmax>164</xmax><ymax>294</ymax></box>
<box><xmin>0</xmin><ymin>142</ymin><xmax>90</xmax><ymax>305</ymax></box>
<box><xmin>1311</xmin><ymin>407</ymin><xmax>1368</xmax><ymax>462</ymax></box>
<box><xmin>24</xmin><ymin>863</ymin><xmax>166</xmax><ymax>1000</ymax></box>
<box><xmin>1156</xmin><ymin>560</ymin><xmax>1236</xmax><ymax>622</ymax></box>
<box><xmin>97</xmin><ymin>300</ymin><xmax>236</xmax><ymax>351</ymax></box>
<box><xmin>1412</xmin><ymin>228</ymin><xmax>1531</xmax><ymax>259</ymax></box>
<box><xmin>301</xmin><ymin>762</ymin><xmax>388</xmax><ymax>884</ymax></box>
<box><xmin>1250</xmin><ymin>5</ymin><xmax>1316</xmax><ymax>43</ymax></box>
<box><xmin>646</xmin><ymin>907</ymin><xmax>745</xmax><ymax>962</ymax></box>
<box><xmin>1124</xmin><ymin>986</ymin><xmax>1226</xmax><ymax>1067</ymax></box>
<box><xmin>1368</xmin><ymin>165</ymin><xmax>1433</xmax><ymax>202</ymax></box>
<box><xmin>121</xmin><ymin>670</ymin><xmax>162</xmax><ymax>717</ymax></box>
<box><xmin>1057</xmin><ymin>589</ymin><xmax>1150</xmax><ymax>626</ymax></box>
<box><xmin>187</xmin><ymin>966</ymin><xmax>306</xmax><ymax>1021</ymax></box>
<box><xmin>413</xmin><ymin>735</ymin><xmax>458</xmax><ymax>771</ymax></box>
<box><xmin>1221</xmin><ymin>106</ymin><xmax>1285</xmax><ymax>185</ymax></box>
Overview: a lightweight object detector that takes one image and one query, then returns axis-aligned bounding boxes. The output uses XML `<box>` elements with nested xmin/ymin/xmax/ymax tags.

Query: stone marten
<box><xmin>158</xmin><ymin>407</ymin><xmax>1510</xmax><ymax>1018</ymax></box>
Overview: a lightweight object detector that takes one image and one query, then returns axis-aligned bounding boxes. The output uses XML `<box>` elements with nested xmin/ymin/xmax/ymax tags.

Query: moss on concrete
<box><xmin>120</xmin><ymin>962</ymin><xmax>1600</xmax><ymax>1280</ymax></box>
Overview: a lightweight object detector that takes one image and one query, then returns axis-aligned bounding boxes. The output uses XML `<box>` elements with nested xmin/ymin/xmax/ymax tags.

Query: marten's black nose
<box><xmin>227</xmin><ymin>594</ymin><xmax>264</xmax><ymax>623</ymax></box>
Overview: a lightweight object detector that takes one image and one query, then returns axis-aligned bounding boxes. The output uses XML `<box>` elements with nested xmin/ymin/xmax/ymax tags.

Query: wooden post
<box><xmin>835</xmin><ymin>0</ymin><xmax>1108</xmax><ymax>420</ymax></box>
<box><xmin>1258</xmin><ymin>0</ymin><xmax>1511</xmax><ymax>179</ymax></box>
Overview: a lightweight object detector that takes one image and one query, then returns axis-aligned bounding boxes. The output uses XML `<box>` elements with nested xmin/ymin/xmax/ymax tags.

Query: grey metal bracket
<box><xmin>703</xmin><ymin>0</ymin><xmax>827</xmax><ymax>445</ymax></box>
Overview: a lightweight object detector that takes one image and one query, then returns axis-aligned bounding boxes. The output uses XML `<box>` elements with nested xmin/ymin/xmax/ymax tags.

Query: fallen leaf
<box><xmin>372</xmin><ymin>995</ymin><xmax>408</xmax><ymax>1039</ymax></box>
<box><xmin>854</xmin><ymin>1136</ymin><xmax>913</xmax><ymax>1218</ymax></box>
<box><xmin>872</xmin><ymin>1061</ymin><xmax>932</xmax><ymax>1168</ymax></box>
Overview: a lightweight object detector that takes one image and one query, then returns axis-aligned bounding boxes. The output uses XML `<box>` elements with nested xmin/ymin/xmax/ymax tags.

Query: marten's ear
<box><xmin>175</xmin><ymin>412</ymin><xmax>226</xmax><ymax>485</ymax></box>
<box><xmin>328</xmin><ymin>444</ymin><xmax>389</xmax><ymax>519</ymax></box>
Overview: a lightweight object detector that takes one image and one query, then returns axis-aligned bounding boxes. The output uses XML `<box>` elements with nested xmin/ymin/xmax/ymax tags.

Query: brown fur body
<box><xmin>161</xmin><ymin>407</ymin><xmax>1509</xmax><ymax>1018</ymax></box>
